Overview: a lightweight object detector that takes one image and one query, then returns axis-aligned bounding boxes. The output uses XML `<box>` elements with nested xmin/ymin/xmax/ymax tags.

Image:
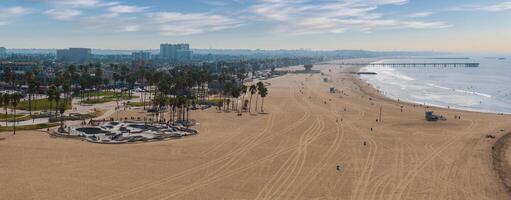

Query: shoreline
<box><xmin>492</xmin><ymin>132</ymin><xmax>511</xmax><ymax>196</ymax></box>
<box><xmin>348</xmin><ymin>64</ymin><xmax>511</xmax><ymax>198</ymax></box>
<box><xmin>2</xmin><ymin>62</ymin><xmax>511</xmax><ymax>199</ymax></box>
<box><xmin>354</xmin><ymin>66</ymin><xmax>511</xmax><ymax>116</ymax></box>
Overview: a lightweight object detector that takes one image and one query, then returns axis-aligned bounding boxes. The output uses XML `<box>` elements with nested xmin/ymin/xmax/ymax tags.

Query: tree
<box><xmin>47</xmin><ymin>85</ymin><xmax>56</xmax><ymax>116</ymax></box>
<box><xmin>25</xmin><ymin>71</ymin><xmax>36</xmax><ymax>116</ymax></box>
<box><xmin>230</xmin><ymin>85</ymin><xmax>241</xmax><ymax>112</ymax></box>
<box><xmin>10</xmin><ymin>93</ymin><xmax>21</xmax><ymax>135</ymax></box>
<box><xmin>1</xmin><ymin>94</ymin><xmax>9</xmax><ymax>127</ymax></box>
<box><xmin>2</xmin><ymin>67</ymin><xmax>16</xmax><ymax>90</ymax></box>
<box><xmin>259</xmin><ymin>86</ymin><xmax>268</xmax><ymax>113</ymax></box>
<box><xmin>54</xmin><ymin>88</ymin><xmax>61</xmax><ymax>116</ymax></box>
<box><xmin>248</xmin><ymin>85</ymin><xmax>257</xmax><ymax>113</ymax></box>
<box><xmin>255</xmin><ymin>82</ymin><xmax>264</xmax><ymax>113</ymax></box>
<box><xmin>59</xmin><ymin>103</ymin><xmax>66</xmax><ymax>130</ymax></box>
<box><xmin>240</xmin><ymin>85</ymin><xmax>248</xmax><ymax>112</ymax></box>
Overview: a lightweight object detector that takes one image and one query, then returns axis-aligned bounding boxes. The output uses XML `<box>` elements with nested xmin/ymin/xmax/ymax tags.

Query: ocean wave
<box><xmin>374</xmin><ymin>67</ymin><xmax>415</xmax><ymax>81</ymax></box>
<box><xmin>427</xmin><ymin>83</ymin><xmax>492</xmax><ymax>98</ymax></box>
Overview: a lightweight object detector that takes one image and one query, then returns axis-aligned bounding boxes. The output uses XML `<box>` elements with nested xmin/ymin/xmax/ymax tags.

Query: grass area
<box><xmin>0</xmin><ymin>123</ymin><xmax>59</xmax><ymax>132</ymax></box>
<box><xmin>0</xmin><ymin>115</ymin><xmax>33</xmax><ymax>122</ymax></box>
<box><xmin>126</xmin><ymin>101</ymin><xmax>151</xmax><ymax>107</ymax></box>
<box><xmin>49</xmin><ymin>110</ymin><xmax>104</xmax><ymax>123</ymax></box>
<box><xmin>0</xmin><ymin>114</ymin><xmax>23</xmax><ymax>119</ymax></box>
<box><xmin>81</xmin><ymin>95</ymin><xmax>139</xmax><ymax>104</ymax></box>
<box><xmin>204</xmin><ymin>99</ymin><xmax>223</xmax><ymax>106</ymax></box>
<box><xmin>13</xmin><ymin>99</ymin><xmax>72</xmax><ymax>111</ymax></box>
<box><xmin>80</xmin><ymin>90</ymin><xmax>122</xmax><ymax>97</ymax></box>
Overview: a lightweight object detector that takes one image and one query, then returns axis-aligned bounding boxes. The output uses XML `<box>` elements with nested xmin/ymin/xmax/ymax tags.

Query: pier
<box><xmin>322</xmin><ymin>62</ymin><xmax>480</xmax><ymax>67</ymax></box>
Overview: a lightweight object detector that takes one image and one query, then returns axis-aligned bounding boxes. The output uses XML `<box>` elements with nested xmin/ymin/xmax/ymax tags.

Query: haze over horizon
<box><xmin>1</xmin><ymin>0</ymin><xmax>511</xmax><ymax>53</ymax></box>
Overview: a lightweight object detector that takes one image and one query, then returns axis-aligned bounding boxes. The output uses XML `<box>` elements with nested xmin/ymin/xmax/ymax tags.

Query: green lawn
<box><xmin>0</xmin><ymin>114</ymin><xmax>33</xmax><ymax>122</ymax></box>
<box><xmin>80</xmin><ymin>90</ymin><xmax>119</xmax><ymax>97</ymax></box>
<box><xmin>0</xmin><ymin>123</ymin><xmax>59</xmax><ymax>132</ymax></box>
<box><xmin>126</xmin><ymin>101</ymin><xmax>151</xmax><ymax>107</ymax></box>
<box><xmin>0</xmin><ymin>114</ymin><xmax>23</xmax><ymax>119</ymax></box>
<box><xmin>204</xmin><ymin>99</ymin><xmax>223</xmax><ymax>106</ymax></box>
<box><xmin>81</xmin><ymin>95</ymin><xmax>139</xmax><ymax>104</ymax></box>
<box><xmin>13</xmin><ymin>99</ymin><xmax>72</xmax><ymax>111</ymax></box>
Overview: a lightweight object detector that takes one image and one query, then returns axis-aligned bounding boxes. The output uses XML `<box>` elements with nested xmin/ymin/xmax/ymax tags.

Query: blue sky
<box><xmin>0</xmin><ymin>0</ymin><xmax>510</xmax><ymax>52</ymax></box>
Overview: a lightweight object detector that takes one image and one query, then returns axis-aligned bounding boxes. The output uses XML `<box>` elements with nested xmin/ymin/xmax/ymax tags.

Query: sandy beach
<box><xmin>1</xmin><ymin>63</ymin><xmax>511</xmax><ymax>199</ymax></box>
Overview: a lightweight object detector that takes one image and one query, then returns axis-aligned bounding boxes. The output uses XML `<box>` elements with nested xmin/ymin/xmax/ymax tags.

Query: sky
<box><xmin>0</xmin><ymin>0</ymin><xmax>510</xmax><ymax>53</ymax></box>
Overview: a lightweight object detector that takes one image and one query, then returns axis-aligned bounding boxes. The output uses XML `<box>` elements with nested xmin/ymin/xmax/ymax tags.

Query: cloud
<box><xmin>0</xmin><ymin>6</ymin><xmax>30</xmax><ymax>26</ymax></box>
<box><xmin>44</xmin><ymin>9</ymin><xmax>81</xmax><ymax>20</ymax></box>
<box><xmin>148</xmin><ymin>12</ymin><xmax>242</xmax><ymax>36</ymax></box>
<box><xmin>408</xmin><ymin>12</ymin><xmax>433</xmax><ymax>18</ymax></box>
<box><xmin>4</xmin><ymin>6</ymin><xmax>31</xmax><ymax>15</ymax></box>
<box><xmin>118</xmin><ymin>24</ymin><xmax>139</xmax><ymax>32</ymax></box>
<box><xmin>250</xmin><ymin>0</ymin><xmax>448</xmax><ymax>34</ymax></box>
<box><xmin>403</xmin><ymin>21</ymin><xmax>449</xmax><ymax>29</ymax></box>
<box><xmin>454</xmin><ymin>2</ymin><xmax>511</xmax><ymax>12</ymax></box>
<box><xmin>108</xmin><ymin>5</ymin><xmax>149</xmax><ymax>14</ymax></box>
<box><xmin>38</xmin><ymin>0</ymin><xmax>118</xmax><ymax>8</ymax></box>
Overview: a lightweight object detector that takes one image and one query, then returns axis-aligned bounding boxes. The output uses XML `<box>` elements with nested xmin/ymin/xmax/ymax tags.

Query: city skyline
<box><xmin>0</xmin><ymin>0</ymin><xmax>510</xmax><ymax>53</ymax></box>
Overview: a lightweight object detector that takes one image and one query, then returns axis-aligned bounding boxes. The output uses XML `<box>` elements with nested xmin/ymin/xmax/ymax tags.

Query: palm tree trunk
<box><xmin>28</xmin><ymin>94</ymin><xmax>32</xmax><ymax>116</ymax></box>
<box><xmin>241</xmin><ymin>94</ymin><xmax>246</xmax><ymax>112</ymax></box>
<box><xmin>255</xmin><ymin>95</ymin><xmax>259</xmax><ymax>113</ymax></box>
<box><xmin>49</xmin><ymin>101</ymin><xmax>52</xmax><ymax>116</ymax></box>
<box><xmin>143</xmin><ymin>85</ymin><xmax>146</xmax><ymax>110</ymax></box>
<box><xmin>249</xmin><ymin>95</ymin><xmax>253</xmax><ymax>113</ymax></box>
<box><xmin>261</xmin><ymin>98</ymin><xmax>265</xmax><ymax>113</ymax></box>
<box><xmin>5</xmin><ymin>108</ymin><xmax>8</xmax><ymax>127</ymax></box>
<box><xmin>13</xmin><ymin>108</ymin><xmax>16</xmax><ymax>135</ymax></box>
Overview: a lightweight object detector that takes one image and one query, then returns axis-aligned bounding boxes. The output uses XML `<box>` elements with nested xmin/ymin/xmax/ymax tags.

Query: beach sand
<box><xmin>1</xmin><ymin>63</ymin><xmax>511</xmax><ymax>200</ymax></box>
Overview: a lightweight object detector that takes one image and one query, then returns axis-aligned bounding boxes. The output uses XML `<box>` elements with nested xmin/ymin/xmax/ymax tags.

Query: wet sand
<box><xmin>1</xmin><ymin>63</ymin><xmax>511</xmax><ymax>200</ymax></box>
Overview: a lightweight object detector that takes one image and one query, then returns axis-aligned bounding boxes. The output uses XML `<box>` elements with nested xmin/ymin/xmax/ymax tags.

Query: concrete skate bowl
<box><xmin>68</xmin><ymin>121</ymin><xmax>198</xmax><ymax>144</ymax></box>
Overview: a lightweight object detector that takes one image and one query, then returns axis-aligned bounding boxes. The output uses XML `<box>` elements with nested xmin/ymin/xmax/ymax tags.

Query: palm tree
<box><xmin>47</xmin><ymin>85</ymin><xmax>56</xmax><ymax>116</ymax></box>
<box><xmin>54</xmin><ymin>88</ymin><xmax>61</xmax><ymax>116</ymax></box>
<box><xmin>1</xmin><ymin>94</ymin><xmax>8</xmax><ymax>127</ymax></box>
<box><xmin>248</xmin><ymin>85</ymin><xmax>257</xmax><ymax>113</ymax></box>
<box><xmin>240</xmin><ymin>85</ymin><xmax>247</xmax><ymax>112</ymax></box>
<box><xmin>259</xmin><ymin>86</ymin><xmax>268</xmax><ymax>113</ymax></box>
<box><xmin>230</xmin><ymin>86</ymin><xmax>241</xmax><ymax>112</ymax></box>
<box><xmin>10</xmin><ymin>93</ymin><xmax>21</xmax><ymax>135</ymax></box>
<box><xmin>24</xmin><ymin>71</ymin><xmax>36</xmax><ymax>116</ymax></box>
<box><xmin>2</xmin><ymin>67</ymin><xmax>16</xmax><ymax>91</ymax></box>
<box><xmin>255</xmin><ymin>82</ymin><xmax>264</xmax><ymax>113</ymax></box>
<box><xmin>59</xmin><ymin>103</ymin><xmax>66</xmax><ymax>130</ymax></box>
<box><xmin>127</xmin><ymin>73</ymin><xmax>137</xmax><ymax>97</ymax></box>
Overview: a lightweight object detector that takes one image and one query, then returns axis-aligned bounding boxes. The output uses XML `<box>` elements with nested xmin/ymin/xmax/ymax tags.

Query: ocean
<box><xmin>359</xmin><ymin>56</ymin><xmax>511</xmax><ymax>114</ymax></box>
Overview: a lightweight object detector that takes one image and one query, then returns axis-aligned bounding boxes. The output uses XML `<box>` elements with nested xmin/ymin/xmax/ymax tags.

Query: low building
<box><xmin>132</xmin><ymin>51</ymin><xmax>152</xmax><ymax>61</ymax></box>
<box><xmin>0</xmin><ymin>47</ymin><xmax>6</xmax><ymax>58</ymax></box>
<box><xmin>56</xmin><ymin>48</ymin><xmax>91</xmax><ymax>63</ymax></box>
<box><xmin>0</xmin><ymin>61</ymin><xmax>40</xmax><ymax>81</ymax></box>
<box><xmin>160</xmin><ymin>43</ymin><xmax>193</xmax><ymax>62</ymax></box>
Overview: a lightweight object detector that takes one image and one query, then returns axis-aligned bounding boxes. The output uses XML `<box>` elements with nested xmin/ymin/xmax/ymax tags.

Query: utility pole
<box><xmin>379</xmin><ymin>106</ymin><xmax>382</xmax><ymax>123</ymax></box>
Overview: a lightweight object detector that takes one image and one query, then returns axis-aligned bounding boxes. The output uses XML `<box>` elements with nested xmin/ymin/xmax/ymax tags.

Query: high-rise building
<box><xmin>132</xmin><ymin>51</ymin><xmax>152</xmax><ymax>61</ymax></box>
<box><xmin>56</xmin><ymin>48</ymin><xmax>91</xmax><ymax>63</ymax></box>
<box><xmin>0</xmin><ymin>47</ymin><xmax>6</xmax><ymax>58</ymax></box>
<box><xmin>160</xmin><ymin>43</ymin><xmax>193</xmax><ymax>62</ymax></box>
